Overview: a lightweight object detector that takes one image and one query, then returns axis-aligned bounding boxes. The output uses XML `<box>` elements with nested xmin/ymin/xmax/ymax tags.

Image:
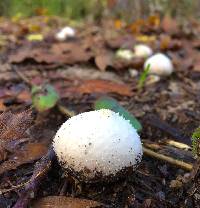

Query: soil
<box><xmin>0</xmin><ymin>16</ymin><xmax>199</xmax><ymax>208</ymax></box>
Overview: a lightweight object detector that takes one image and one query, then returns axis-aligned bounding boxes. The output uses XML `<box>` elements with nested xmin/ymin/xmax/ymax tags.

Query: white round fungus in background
<box><xmin>144</xmin><ymin>53</ymin><xmax>174</xmax><ymax>76</ymax></box>
<box><xmin>53</xmin><ymin>109</ymin><xmax>143</xmax><ymax>180</ymax></box>
<box><xmin>134</xmin><ymin>44</ymin><xmax>153</xmax><ymax>58</ymax></box>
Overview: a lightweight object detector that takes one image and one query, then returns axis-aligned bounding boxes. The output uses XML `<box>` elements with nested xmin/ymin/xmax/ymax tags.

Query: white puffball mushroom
<box><xmin>134</xmin><ymin>44</ymin><xmax>153</xmax><ymax>58</ymax></box>
<box><xmin>55</xmin><ymin>26</ymin><xmax>76</xmax><ymax>41</ymax></box>
<box><xmin>116</xmin><ymin>49</ymin><xmax>134</xmax><ymax>60</ymax></box>
<box><xmin>144</xmin><ymin>53</ymin><xmax>174</xmax><ymax>76</ymax></box>
<box><xmin>53</xmin><ymin>109</ymin><xmax>143</xmax><ymax>182</ymax></box>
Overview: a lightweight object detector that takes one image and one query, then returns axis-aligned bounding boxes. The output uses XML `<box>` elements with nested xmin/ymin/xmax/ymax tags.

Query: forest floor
<box><xmin>0</xmin><ymin>15</ymin><xmax>200</xmax><ymax>208</ymax></box>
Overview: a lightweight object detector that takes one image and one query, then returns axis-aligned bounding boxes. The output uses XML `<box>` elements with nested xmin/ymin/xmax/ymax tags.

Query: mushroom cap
<box><xmin>53</xmin><ymin>109</ymin><xmax>143</xmax><ymax>181</ymax></box>
<box><xmin>144</xmin><ymin>53</ymin><xmax>174</xmax><ymax>76</ymax></box>
<box><xmin>116</xmin><ymin>49</ymin><xmax>134</xmax><ymax>60</ymax></box>
<box><xmin>134</xmin><ymin>44</ymin><xmax>153</xmax><ymax>58</ymax></box>
<box><xmin>55</xmin><ymin>26</ymin><xmax>75</xmax><ymax>41</ymax></box>
<box><xmin>61</xmin><ymin>26</ymin><xmax>75</xmax><ymax>37</ymax></box>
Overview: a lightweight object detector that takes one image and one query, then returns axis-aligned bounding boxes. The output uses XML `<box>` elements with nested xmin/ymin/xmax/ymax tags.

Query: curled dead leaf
<box><xmin>95</xmin><ymin>54</ymin><xmax>112</xmax><ymax>71</ymax></box>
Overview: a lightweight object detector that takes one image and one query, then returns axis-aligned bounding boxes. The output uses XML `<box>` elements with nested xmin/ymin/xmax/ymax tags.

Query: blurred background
<box><xmin>0</xmin><ymin>0</ymin><xmax>200</xmax><ymax>22</ymax></box>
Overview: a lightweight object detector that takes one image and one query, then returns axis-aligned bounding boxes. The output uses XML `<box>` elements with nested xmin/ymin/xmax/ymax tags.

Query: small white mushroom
<box><xmin>129</xmin><ymin>69</ymin><xmax>139</xmax><ymax>78</ymax></box>
<box><xmin>116</xmin><ymin>49</ymin><xmax>134</xmax><ymax>60</ymax></box>
<box><xmin>144</xmin><ymin>53</ymin><xmax>174</xmax><ymax>76</ymax></box>
<box><xmin>134</xmin><ymin>44</ymin><xmax>153</xmax><ymax>58</ymax></box>
<box><xmin>53</xmin><ymin>109</ymin><xmax>143</xmax><ymax>182</ymax></box>
<box><xmin>55</xmin><ymin>26</ymin><xmax>76</xmax><ymax>41</ymax></box>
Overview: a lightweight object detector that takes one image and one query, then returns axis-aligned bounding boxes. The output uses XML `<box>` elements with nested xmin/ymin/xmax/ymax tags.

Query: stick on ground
<box><xmin>143</xmin><ymin>147</ymin><xmax>193</xmax><ymax>171</ymax></box>
<box><xmin>13</xmin><ymin>147</ymin><xmax>55</xmax><ymax>208</ymax></box>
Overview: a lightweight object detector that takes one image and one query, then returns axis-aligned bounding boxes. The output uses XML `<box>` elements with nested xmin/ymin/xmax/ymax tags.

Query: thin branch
<box><xmin>13</xmin><ymin>147</ymin><xmax>55</xmax><ymax>208</ymax></box>
<box><xmin>57</xmin><ymin>104</ymin><xmax>75</xmax><ymax>117</ymax></box>
<box><xmin>143</xmin><ymin>147</ymin><xmax>193</xmax><ymax>171</ymax></box>
<box><xmin>164</xmin><ymin>139</ymin><xmax>191</xmax><ymax>150</ymax></box>
<box><xmin>145</xmin><ymin>115</ymin><xmax>191</xmax><ymax>145</ymax></box>
<box><xmin>12</xmin><ymin>65</ymin><xmax>33</xmax><ymax>87</ymax></box>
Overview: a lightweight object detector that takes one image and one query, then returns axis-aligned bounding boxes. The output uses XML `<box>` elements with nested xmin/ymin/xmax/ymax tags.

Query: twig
<box><xmin>164</xmin><ymin>139</ymin><xmax>191</xmax><ymax>150</ymax></box>
<box><xmin>0</xmin><ymin>182</ymin><xmax>28</xmax><ymax>194</ymax></box>
<box><xmin>12</xmin><ymin>65</ymin><xmax>33</xmax><ymax>87</ymax></box>
<box><xmin>13</xmin><ymin>147</ymin><xmax>55</xmax><ymax>208</ymax></box>
<box><xmin>143</xmin><ymin>147</ymin><xmax>193</xmax><ymax>171</ymax></box>
<box><xmin>145</xmin><ymin>115</ymin><xmax>191</xmax><ymax>145</ymax></box>
<box><xmin>13</xmin><ymin>64</ymin><xmax>74</xmax><ymax>119</ymax></box>
<box><xmin>143</xmin><ymin>141</ymin><xmax>161</xmax><ymax>150</ymax></box>
<box><xmin>57</xmin><ymin>104</ymin><xmax>75</xmax><ymax>117</ymax></box>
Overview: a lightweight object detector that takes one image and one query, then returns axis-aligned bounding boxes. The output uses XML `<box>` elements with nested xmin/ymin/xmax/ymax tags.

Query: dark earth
<box><xmin>0</xmin><ymin>15</ymin><xmax>200</xmax><ymax>207</ymax></box>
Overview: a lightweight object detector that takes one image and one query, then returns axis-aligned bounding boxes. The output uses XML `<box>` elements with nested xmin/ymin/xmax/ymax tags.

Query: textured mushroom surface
<box><xmin>53</xmin><ymin>109</ymin><xmax>143</xmax><ymax>181</ymax></box>
<box><xmin>144</xmin><ymin>53</ymin><xmax>174</xmax><ymax>76</ymax></box>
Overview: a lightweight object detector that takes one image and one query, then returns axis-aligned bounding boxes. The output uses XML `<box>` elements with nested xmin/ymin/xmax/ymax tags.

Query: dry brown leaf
<box><xmin>0</xmin><ymin>100</ymin><xmax>6</xmax><ymax>112</ymax></box>
<box><xmin>105</xmin><ymin>34</ymin><xmax>135</xmax><ymax>50</ymax></box>
<box><xmin>55</xmin><ymin>66</ymin><xmax>123</xmax><ymax>84</ymax></box>
<box><xmin>31</xmin><ymin>196</ymin><xmax>103</xmax><ymax>208</ymax></box>
<box><xmin>9</xmin><ymin>42</ymin><xmax>93</xmax><ymax>66</ymax></box>
<box><xmin>160</xmin><ymin>35</ymin><xmax>171</xmax><ymax>50</ymax></box>
<box><xmin>113</xmin><ymin>57</ymin><xmax>143</xmax><ymax>70</ymax></box>
<box><xmin>0</xmin><ymin>142</ymin><xmax>48</xmax><ymax>175</ymax></box>
<box><xmin>161</xmin><ymin>15</ymin><xmax>179</xmax><ymax>34</ymax></box>
<box><xmin>51</xmin><ymin>42</ymin><xmax>93</xmax><ymax>64</ymax></box>
<box><xmin>16</xmin><ymin>90</ymin><xmax>31</xmax><ymax>103</ymax></box>
<box><xmin>0</xmin><ymin>110</ymin><xmax>33</xmax><ymax>162</ymax></box>
<box><xmin>95</xmin><ymin>54</ymin><xmax>112</xmax><ymax>71</ymax></box>
<box><xmin>0</xmin><ymin>110</ymin><xmax>33</xmax><ymax>141</ymax></box>
<box><xmin>159</xmin><ymin>35</ymin><xmax>182</xmax><ymax>51</ymax></box>
<box><xmin>67</xmin><ymin>79</ymin><xmax>132</xmax><ymax>96</ymax></box>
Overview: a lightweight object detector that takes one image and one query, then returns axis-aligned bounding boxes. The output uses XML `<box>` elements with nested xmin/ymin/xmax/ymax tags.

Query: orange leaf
<box><xmin>0</xmin><ymin>100</ymin><xmax>6</xmax><ymax>112</ymax></box>
<box><xmin>160</xmin><ymin>35</ymin><xmax>171</xmax><ymax>50</ymax></box>
<box><xmin>68</xmin><ymin>80</ymin><xmax>133</xmax><ymax>96</ymax></box>
<box><xmin>147</xmin><ymin>15</ymin><xmax>160</xmax><ymax>27</ymax></box>
<box><xmin>114</xmin><ymin>19</ymin><xmax>123</xmax><ymax>30</ymax></box>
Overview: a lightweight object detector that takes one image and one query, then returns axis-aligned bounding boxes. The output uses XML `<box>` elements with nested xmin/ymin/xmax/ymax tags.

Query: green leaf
<box><xmin>192</xmin><ymin>127</ymin><xmax>200</xmax><ymax>156</ymax></box>
<box><xmin>94</xmin><ymin>96</ymin><xmax>142</xmax><ymax>132</ymax></box>
<box><xmin>31</xmin><ymin>84</ymin><xmax>59</xmax><ymax>112</ymax></box>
